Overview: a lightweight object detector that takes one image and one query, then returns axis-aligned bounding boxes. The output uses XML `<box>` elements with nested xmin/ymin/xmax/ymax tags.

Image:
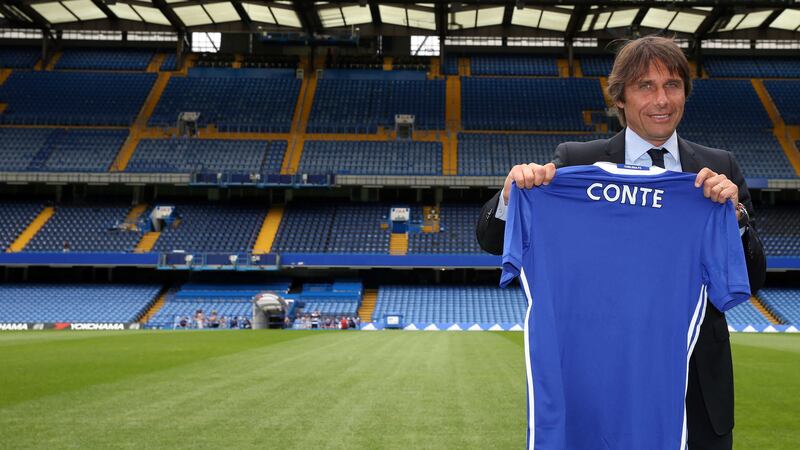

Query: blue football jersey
<box><xmin>500</xmin><ymin>163</ymin><xmax>750</xmax><ymax>450</ymax></box>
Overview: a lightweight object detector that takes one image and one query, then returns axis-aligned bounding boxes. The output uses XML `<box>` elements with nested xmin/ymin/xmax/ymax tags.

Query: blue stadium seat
<box><xmin>0</xmin><ymin>47</ymin><xmax>40</xmax><ymax>68</ymax></box>
<box><xmin>764</xmin><ymin>80</ymin><xmax>800</xmax><ymax>125</ymax></box>
<box><xmin>56</xmin><ymin>49</ymin><xmax>155</xmax><ymax>71</ymax></box>
<box><xmin>298</xmin><ymin>140</ymin><xmax>441</xmax><ymax>175</ymax></box>
<box><xmin>470</xmin><ymin>55</ymin><xmax>558</xmax><ymax>76</ymax></box>
<box><xmin>24</xmin><ymin>204</ymin><xmax>145</xmax><ymax>252</ymax></box>
<box><xmin>757</xmin><ymin>206</ymin><xmax>800</xmax><ymax>257</ymax></box>
<box><xmin>153</xmin><ymin>204</ymin><xmax>265</xmax><ymax>253</ymax></box>
<box><xmin>127</xmin><ymin>138</ymin><xmax>283</xmax><ymax>175</ymax></box>
<box><xmin>0</xmin><ymin>203</ymin><xmax>42</xmax><ymax>251</ymax></box>
<box><xmin>758</xmin><ymin>289</ymin><xmax>800</xmax><ymax>324</ymax></box>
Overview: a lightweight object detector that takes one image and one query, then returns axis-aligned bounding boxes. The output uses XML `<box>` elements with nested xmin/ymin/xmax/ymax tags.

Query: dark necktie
<box><xmin>647</xmin><ymin>148</ymin><xmax>667</xmax><ymax>169</ymax></box>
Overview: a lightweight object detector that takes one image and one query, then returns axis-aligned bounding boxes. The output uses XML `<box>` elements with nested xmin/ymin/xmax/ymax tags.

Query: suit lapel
<box><xmin>605</xmin><ymin>130</ymin><xmax>626</xmax><ymax>164</ymax></box>
<box><xmin>677</xmin><ymin>136</ymin><xmax>701</xmax><ymax>173</ymax></box>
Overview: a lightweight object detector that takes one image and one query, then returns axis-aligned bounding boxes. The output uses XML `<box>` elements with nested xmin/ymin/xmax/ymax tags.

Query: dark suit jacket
<box><xmin>476</xmin><ymin>130</ymin><xmax>767</xmax><ymax>437</ymax></box>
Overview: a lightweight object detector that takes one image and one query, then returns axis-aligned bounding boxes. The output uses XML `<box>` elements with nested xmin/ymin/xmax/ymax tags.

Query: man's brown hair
<box><xmin>606</xmin><ymin>35</ymin><xmax>692</xmax><ymax>126</ymax></box>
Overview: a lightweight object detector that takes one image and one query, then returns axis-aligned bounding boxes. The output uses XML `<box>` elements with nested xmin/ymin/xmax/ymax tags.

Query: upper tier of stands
<box><xmin>161</xmin><ymin>53</ymin><xmax>179</xmax><ymax>71</ymax></box>
<box><xmin>763</xmin><ymin>80</ymin><xmax>800</xmax><ymax>125</ymax></box>
<box><xmin>153</xmin><ymin>204</ymin><xmax>264</xmax><ymax>253</ymax></box>
<box><xmin>308</xmin><ymin>79</ymin><xmax>446</xmax><ymax>133</ymax></box>
<box><xmin>681</xmin><ymin>79</ymin><xmax>772</xmax><ymax>132</ymax></box>
<box><xmin>756</xmin><ymin>206</ymin><xmax>800</xmax><ymax>257</ymax></box>
<box><xmin>55</xmin><ymin>49</ymin><xmax>155</xmax><ymax>71</ymax></box>
<box><xmin>0</xmin><ymin>47</ymin><xmax>40</xmax><ymax>68</ymax></box>
<box><xmin>678</xmin><ymin>131</ymin><xmax>797</xmax><ymax>179</ymax></box>
<box><xmin>373</xmin><ymin>285</ymin><xmax>527</xmax><ymax>324</ymax></box>
<box><xmin>458</xmin><ymin>133</ymin><xmax>612</xmax><ymax>176</ymax></box>
<box><xmin>725</xmin><ymin>300</ymin><xmax>772</xmax><ymax>326</ymax></box>
<box><xmin>704</xmin><ymin>57</ymin><xmax>800</xmax><ymax>78</ymax></box>
<box><xmin>298</xmin><ymin>140</ymin><xmax>441</xmax><ymax>175</ymax></box>
<box><xmin>149</xmin><ymin>74</ymin><xmax>300</xmax><ymax>133</ymax></box>
<box><xmin>24</xmin><ymin>204</ymin><xmax>144</xmax><ymax>253</ymax></box>
<box><xmin>0</xmin><ymin>284</ymin><xmax>160</xmax><ymax>323</ymax></box>
<box><xmin>147</xmin><ymin>281</ymin><xmax>291</xmax><ymax>328</ymax></box>
<box><xmin>579</xmin><ymin>56</ymin><xmax>614</xmax><ymax>77</ymax></box>
<box><xmin>758</xmin><ymin>288</ymin><xmax>800</xmax><ymax>324</ymax></box>
<box><xmin>0</xmin><ymin>72</ymin><xmax>155</xmax><ymax>126</ymax></box>
<box><xmin>0</xmin><ymin>203</ymin><xmax>42</xmax><ymax>252</ymax></box>
<box><xmin>0</xmin><ymin>128</ymin><xmax>127</xmax><ymax>172</ymax></box>
<box><xmin>461</xmin><ymin>78</ymin><xmax>606</xmax><ymax>131</ymax></box>
<box><xmin>470</xmin><ymin>55</ymin><xmax>558</xmax><ymax>76</ymax></box>
<box><xmin>127</xmin><ymin>138</ymin><xmax>285</xmax><ymax>175</ymax></box>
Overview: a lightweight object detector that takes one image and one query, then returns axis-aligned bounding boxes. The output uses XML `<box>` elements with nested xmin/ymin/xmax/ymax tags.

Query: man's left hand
<box><xmin>695</xmin><ymin>167</ymin><xmax>740</xmax><ymax>219</ymax></box>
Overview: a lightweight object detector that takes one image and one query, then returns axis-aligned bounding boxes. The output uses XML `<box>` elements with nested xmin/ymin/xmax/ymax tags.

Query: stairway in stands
<box><xmin>358</xmin><ymin>289</ymin><xmax>378</xmax><ymax>323</ymax></box>
<box><xmin>253</xmin><ymin>206</ymin><xmax>284</xmax><ymax>254</ymax></box>
<box><xmin>751</xmin><ymin>296</ymin><xmax>782</xmax><ymax>325</ymax></box>
<box><xmin>139</xmin><ymin>286</ymin><xmax>172</xmax><ymax>324</ymax></box>
<box><xmin>6</xmin><ymin>206</ymin><xmax>54</xmax><ymax>253</ymax></box>
<box><xmin>390</xmin><ymin>233</ymin><xmax>408</xmax><ymax>255</ymax></box>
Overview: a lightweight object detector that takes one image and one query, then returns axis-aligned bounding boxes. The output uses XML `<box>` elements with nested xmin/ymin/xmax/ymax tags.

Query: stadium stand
<box><xmin>758</xmin><ymin>289</ymin><xmax>800</xmax><ymax>324</ymax></box>
<box><xmin>680</xmin><ymin>79</ymin><xmax>772</xmax><ymax>132</ymax></box>
<box><xmin>579</xmin><ymin>56</ymin><xmax>614</xmax><ymax>77</ymax></box>
<box><xmin>0</xmin><ymin>46</ymin><xmax>40</xmax><ymax>68</ymax></box>
<box><xmin>372</xmin><ymin>285</ymin><xmax>527</xmax><ymax>324</ymax></box>
<box><xmin>724</xmin><ymin>300</ymin><xmax>772</xmax><ymax>326</ymax></box>
<box><xmin>461</xmin><ymin>78</ymin><xmax>606</xmax><ymax>130</ymax></box>
<box><xmin>147</xmin><ymin>281</ymin><xmax>291</xmax><ymax>328</ymax></box>
<box><xmin>307</xmin><ymin>79</ymin><xmax>446</xmax><ymax>133</ymax></box>
<box><xmin>296</xmin><ymin>281</ymin><xmax>362</xmax><ymax>319</ymax></box>
<box><xmin>272</xmin><ymin>203</ymin><xmax>390</xmax><ymax>253</ymax></box>
<box><xmin>24</xmin><ymin>204</ymin><xmax>145</xmax><ymax>252</ymax></box>
<box><xmin>0</xmin><ymin>71</ymin><xmax>155</xmax><ymax>126</ymax></box>
<box><xmin>152</xmin><ymin>204</ymin><xmax>265</xmax><ymax>253</ymax></box>
<box><xmin>195</xmin><ymin>53</ymin><xmax>235</xmax><ymax>68</ymax></box>
<box><xmin>148</xmin><ymin>74</ymin><xmax>300</xmax><ymax>132</ymax></box>
<box><xmin>756</xmin><ymin>206</ymin><xmax>800</xmax><ymax>257</ymax></box>
<box><xmin>393</xmin><ymin>56</ymin><xmax>430</xmax><ymax>71</ymax></box>
<box><xmin>242</xmin><ymin>54</ymin><xmax>299</xmax><ymax>69</ymax></box>
<box><xmin>0</xmin><ymin>284</ymin><xmax>160</xmax><ymax>323</ymax></box>
<box><xmin>298</xmin><ymin>140</ymin><xmax>442</xmax><ymax>175</ymax></box>
<box><xmin>326</xmin><ymin>54</ymin><xmax>383</xmax><ymax>70</ymax></box>
<box><xmin>0</xmin><ymin>203</ymin><xmax>43</xmax><ymax>252</ymax></box>
<box><xmin>126</xmin><ymin>138</ymin><xmax>283</xmax><ymax>174</ymax></box>
<box><xmin>160</xmin><ymin>53</ymin><xmax>179</xmax><ymax>71</ymax></box>
<box><xmin>55</xmin><ymin>49</ymin><xmax>155</xmax><ymax>71</ymax></box>
<box><xmin>470</xmin><ymin>55</ymin><xmax>558</xmax><ymax>76</ymax></box>
<box><xmin>0</xmin><ymin>128</ymin><xmax>128</xmax><ymax>172</ymax></box>
<box><xmin>763</xmin><ymin>80</ymin><xmax>800</xmax><ymax>125</ymax></box>
<box><xmin>407</xmin><ymin>205</ymin><xmax>484</xmax><ymax>254</ymax></box>
<box><xmin>443</xmin><ymin>55</ymin><xmax>458</xmax><ymax>75</ymax></box>
<box><xmin>704</xmin><ymin>57</ymin><xmax>800</xmax><ymax>78</ymax></box>
<box><xmin>678</xmin><ymin>131</ymin><xmax>797</xmax><ymax>179</ymax></box>
<box><xmin>458</xmin><ymin>133</ymin><xmax>612</xmax><ymax>175</ymax></box>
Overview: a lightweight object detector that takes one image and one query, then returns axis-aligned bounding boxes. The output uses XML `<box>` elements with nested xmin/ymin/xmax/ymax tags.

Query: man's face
<box><xmin>616</xmin><ymin>61</ymin><xmax>686</xmax><ymax>147</ymax></box>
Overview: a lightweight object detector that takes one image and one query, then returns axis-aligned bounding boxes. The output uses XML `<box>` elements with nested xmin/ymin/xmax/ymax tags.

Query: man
<box><xmin>476</xmin><ymin>36</ymin><xmax>766</xmax><ymax>449</ymax></box>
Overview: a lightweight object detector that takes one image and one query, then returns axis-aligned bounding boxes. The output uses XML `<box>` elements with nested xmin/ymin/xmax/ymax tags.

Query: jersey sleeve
<box><xmin>500</xmin><ymin>183</ymin><xmax>532</xmax><ymax>288</ymax></box>
<box><xmin>701</xmin><ymin>200</ymin><xmax>751</xmax><ymax>312</ymax></box>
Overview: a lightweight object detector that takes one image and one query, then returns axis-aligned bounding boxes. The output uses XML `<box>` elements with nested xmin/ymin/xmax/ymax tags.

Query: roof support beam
<box><xmin>230</xmin><ymin>0</ymin><xmax>254</xmax><ymax>32</ymax></box>
<box><xmin>7</xmin><ymin>0</ymin><xmax>52</xmax><ymax>31</ymax></box>
<box><xmin>152</xmin><ymin>0</ymin><xmax>185</xmax><ymax>32</ymax></box>
<box><xmin>368</xmin><ymin>0</ymin><xmax>382</xmax><ymax>37</ymax></box>
<box><xmin>292</xmin><ymin>0</ymin><xmax>322</xmax><ymax>36</ymax></box>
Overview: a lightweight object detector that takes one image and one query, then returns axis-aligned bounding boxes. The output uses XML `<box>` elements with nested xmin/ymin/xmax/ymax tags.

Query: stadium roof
<box><xmin>0</xmin><ymin>0</ymin><xmax>799</xmax><ymax>42</ymax></box>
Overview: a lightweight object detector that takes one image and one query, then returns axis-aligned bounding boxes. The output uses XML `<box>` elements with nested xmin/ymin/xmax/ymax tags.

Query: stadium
<box><xmin>0</xmin><ymin>0</ymin><xmax>798</xmax><ymax>448</ymax></box>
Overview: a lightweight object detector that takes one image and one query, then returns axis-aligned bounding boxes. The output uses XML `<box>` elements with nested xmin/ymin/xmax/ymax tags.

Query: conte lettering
<box><xmin>586</xmin><ymin>183</ymin><xmax>664</xmax><ymax>208</ymax></box>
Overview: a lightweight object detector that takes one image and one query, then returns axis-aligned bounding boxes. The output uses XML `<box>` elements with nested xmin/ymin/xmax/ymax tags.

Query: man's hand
<box><xmin>502</xmin><ymin>162</ymin><xmax>557</xmax><ymax>205</ymax></box>
<box><xmin>694</xmin><ymin>167</ymin><xmax>740</xmax><ymax>218</ymax></box>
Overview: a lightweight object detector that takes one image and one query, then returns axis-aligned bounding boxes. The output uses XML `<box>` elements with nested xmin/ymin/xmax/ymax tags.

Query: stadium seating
<box><xmin>147</xmin><ymin>281</ymin><xmax>290</xmax><ymax>328</ymax></box>
<box><xmin>724</xmin><ymin>300</ymin><xmax>772</xmax><ymax>326</ymax></box>
<box><xmin>461</xmin><ymin>78</ymin><xmax>606</xmax><ymax>131</ymax></box>
<box><xmin>272</xmin><ymin>203</ymin><xmax>390</xmax><ymax>253</ymax></box>
<box><xmin>55</xmin><ymin>49</ymin><xmax>154</xmax><ymax>71</ymax></box>
<box><xmin>443</xmin><ymin>55</ymin><xmax>458</xmax><ymax>75</ymax></box>
<box><xmin>298</xmin><ymin>140</ymin><xmax>442</xmax><ymax>175</ymax></box>
<box><xmin>373</xmin><ymin>285</ymin><xmax>527</xmax><ymax>324</ymax></box>
<box><xmin>297</xmin><ymin>281</ymin><xmax>362</xmax><ymax>318</ymax></box>
<box><xmin>756</xmin><ymin>206</ymin><xmax>800</xmax><ymax>257</ymax></box>
<box><xmin>0</xmin><ymin>284</ymin><xmax>160</xmax><ymax>323</ymax></box>
<box><xmin>678</xmin><ymin>131</ymin><xmax>797</xmax><ymax>179</ymax></box>
<box><xmin>160</xmin><ymin>53</ymin><xmax>179</xmax><ymax>71</ymax></box>
<box><xmin>579</xmin><ymin>56</ymin><xmax>614</xmax><ymax>77</ymax></box>
<box><xmin>407</xmin><ymin>205</ymin><xmax>484</xmax><ymax>254</ymax></box>
<box><xmin>704</xmin><ymin>57</ymin><xmax>800</xmax><ymax>78</ymax></box>
<box><xmin>764</xmin><ymin>80</ymin><xmax>800</xmax><ymax>125</ymax></box>
<box><xmin>470</xmin><ymin>55</ymin><xmax>558</xmax><ymax>76</ymax></box>
<box><xmin>127</xmin><ymin>138</ymin><xmax>284</xmax><ymax>174</ymax></box>
<box><xmin>24</xmin><ymin>204</ymin><xmax>145</xmax><ymax>252</ymax></box>
<box><xmin>458</xmin><ymin>133</ymin><xmax>612</xmax><ymax>175</ymax></box>
<box><xmin>0</xmin><ymin>47</ymin><xmax>40</xmax><ymax>68</ymax></box>
<box><xmin>758</xmin><ymin>289</ymin><xmax>800</xmax><ymax>324</ymax></box>
<box><xmin>680</xmin><ymin>80</ymin><xmax>772</xmax><ymax>132</ymax></box>
<box><xmin>0</xmin><ymin>128</ymin><xmax>128</xmax><ymax>172</ymax></box>
<box><xmin>149</xmin><ymin>75</ymin><xmax>300</xmax><ymax>132</ymax></box>
<box><xmin>0</xmin><ymin>203</ymin><xmax>43</xmax><ymax>251</ymax></box>
<box><xmin>307</xmin><ymin>79</ymin><xmax>446</xmax><ymax>133</ymax></box>
<box><xmin>153</xmin><ymin>204</ymin><xmax>265</xmax><ymax>253</ymax></box>
<box><xmin>0</xmin><ymin>71</ymin><xmax>155</xmax><ymax>126</ymax></box>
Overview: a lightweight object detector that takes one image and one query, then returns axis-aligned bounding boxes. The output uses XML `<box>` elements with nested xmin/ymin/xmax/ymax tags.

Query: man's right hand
<box><xmin>502</xmin><ymin>162</ymin><xmax>557</xmax><ymax>205</ymax></box>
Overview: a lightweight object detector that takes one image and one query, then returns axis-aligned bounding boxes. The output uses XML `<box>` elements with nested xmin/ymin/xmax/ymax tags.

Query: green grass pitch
<box><xmin>0</xmin><ymin>331</ymin><xmax>798</xmax><ymax>449</ymax></box>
